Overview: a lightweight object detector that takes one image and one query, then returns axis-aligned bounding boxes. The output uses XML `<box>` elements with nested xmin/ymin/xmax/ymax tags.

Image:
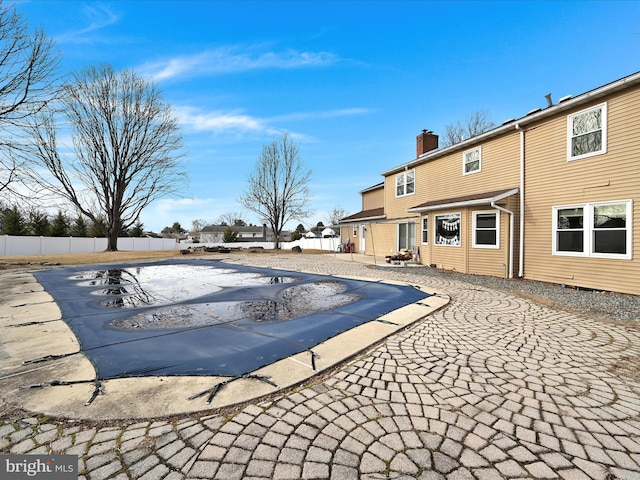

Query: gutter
<box><xmin>515</xmin><ymin>123</ymin><xmax>525</xmax><ymax>278</ymax></box>
<box><xmin>491</xmin><ymin>201</ymin><xmax>514</xmax><ymax>279</ymax></box>
<box><xmin>382</xmin><ymin>70</ymin><xmax>640</xmax><ymax>177</ymax></box>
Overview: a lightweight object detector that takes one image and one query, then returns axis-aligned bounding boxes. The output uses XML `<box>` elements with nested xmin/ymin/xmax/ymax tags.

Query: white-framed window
<box><xmin>553</xmin><ymin>200</ymin><xmax>631</xmax><ymax>259</ymax></box>
<box><xmin>396</xmin><ymin>169</ymin><xmax>415</xmax><ymax>197</ymax></box>
<box><xmin>434</xmin><ymin>213</ymin><xmax>461</xmax><ymax>246</ymax></box>
<box><xmin>568</xmin><ymin>103</ymin><xmax>607</xmax><ymax>160</ymax></box>
<box><xmin>463</xmin><ymin>146</ymin><xmax>481</xmax><ymax>175</ymax></box>
<box><xmin>421</xmin><ymin>216</ymin><xmax>428</xmax><ymax>244</ymax></box>
<box><xmin>473</xmin><ymin>211</ymin><xmax>499</xmax><ymax>248</ymax></box>
<box><xmin>397</xmin><ymin>222</ymin><xmax>416</xmax><ymax>250</ymax></box>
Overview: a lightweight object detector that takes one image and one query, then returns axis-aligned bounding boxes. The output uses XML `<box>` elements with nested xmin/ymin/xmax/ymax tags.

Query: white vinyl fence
<box><xmin>195</xmin><ymin>236</ymin><xmax>343</xmax><ymax>252</ymax></box>
<box><xmin>0</xmin><ymin>235</ymin><xmax>179</xmax><ymax>256</ymax></box>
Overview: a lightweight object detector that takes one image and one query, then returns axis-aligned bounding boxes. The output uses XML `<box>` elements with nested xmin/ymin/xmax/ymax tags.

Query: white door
<box><xmin>359</xmin><ymin>224</ymin><xmax>366</xmax><ymax>252</ymax></box>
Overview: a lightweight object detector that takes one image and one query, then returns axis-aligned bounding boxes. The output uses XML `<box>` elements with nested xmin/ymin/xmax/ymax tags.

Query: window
<box><xmin>473</xmin><ymin>211</ymin><xmax>499</xmax><ymax>248</ymax></box>
<box><xmin>396</xmin><ymin>169</ymin><xmax>415</xmax><ymax>197</ymax></box>
<box><xmin>568</xmin><ymin>103</ymin><xmax>607</xmax><ymax>160</ymax></box>
<box><xmin>398</xmin><ymin>222</ymin><xmax>416</xmax><ymax>250</ymax></box>
<box><xmin>553</xmin><ymin>201</ymin><xmax>631</xmax><ymax>259</ymax></box>
<box><xmin>421</xmin><ymin>216</ymin><xmax>428</xmax><ymax>244</ymax></box>
<box><xmin>463</xmin><ymin>147</ymin><xmax>481</xmax><ymax>175</ymax></box>
<box><xmin>556</xmin><ymin>207</ymin><xmax>584</xmax><ymax>253</ymax></box>
<box><xmin>435</xmin><ymin>213</ymin><xmax>461</xmax><ymax>246</ymax></box>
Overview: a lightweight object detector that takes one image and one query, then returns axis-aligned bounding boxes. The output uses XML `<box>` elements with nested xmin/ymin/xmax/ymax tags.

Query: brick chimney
<box><xmin>416</xmin><ymin>129</ymin><xmax>438</xmax><ymax>157</ymax></box>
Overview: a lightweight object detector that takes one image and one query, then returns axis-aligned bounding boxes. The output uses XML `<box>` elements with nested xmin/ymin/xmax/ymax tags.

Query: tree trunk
<box><xmin>106</xmin><ymin>231</ymin><xmax>118</xmax><ymax>251</ymax></box>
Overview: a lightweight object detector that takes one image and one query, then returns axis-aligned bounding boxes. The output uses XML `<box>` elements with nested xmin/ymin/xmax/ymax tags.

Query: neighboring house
<box><xmin>340</xmin><ymin>70</ymin><xmax>640</xmax><ymax>295</ymax></box>
<box><xmin>200</xmin><ymin>224</ymin><xmax>292</xmax><ymax>243</ymax></box>
<box><xmin>339</xmin><ymin>182</ymin><xmax>386</xmax><ymax>254</ymax></box>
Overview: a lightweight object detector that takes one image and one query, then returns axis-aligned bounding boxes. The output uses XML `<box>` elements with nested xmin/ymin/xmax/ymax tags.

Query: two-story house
<box><xmin>342</xmin><ymin>70</ymin><xmax>640</xmax><ymax>295</ymax></box>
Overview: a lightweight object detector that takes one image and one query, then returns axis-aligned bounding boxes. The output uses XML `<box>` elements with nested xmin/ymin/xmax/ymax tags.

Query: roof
<box><xmin>339</xmin><ymin>207</ymin><xmax>386</xmax><ymax>223</ymax></box>
<box><xmin>383</xmin><ymin>70</ymin><xmax>640</xmax><ymax>177</ymax></box>
<box><xmin>407</xmin><ymin>187</ymin><xmax>519</xmax><ymax>213</ymax></box>
<box><xmin>359</xmin><ymin>182</ymin><xmax>384</xmax><ymax>194</ymax></box>
<box><xmin>201</xmin><ymin>225</ymin><xmax>265</xmax><ymax>233</ymax></box>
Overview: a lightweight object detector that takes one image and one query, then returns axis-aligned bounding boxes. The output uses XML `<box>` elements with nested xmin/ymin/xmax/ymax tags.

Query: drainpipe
<box><xmin>491</xmin><ymin>202</ymin><xmax>514</xmax><ymax>279</ymax></box>
<box><xmin>515</xmin><ymin>123</ymin><xmax>525</xmax><ymax>278</ymax></box>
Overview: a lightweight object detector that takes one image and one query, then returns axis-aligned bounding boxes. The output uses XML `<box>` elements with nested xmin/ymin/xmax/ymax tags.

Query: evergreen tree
<box><xmin>222</xmin><ymin>226</ymin><xmax>238</xmax><ymax>242</ymax></box>
<box><xmin>2</xmin><ymin>206</ymin><xmax>27</xmax><ymax>235</ymax></box>
<box><xmin>69</xmin><ymin>215</ymin><xmax>88</xmax><ymax>237</ymax></box>
<box><xmin>128</xmin><ymin>220</ymin><xmax>145</xmax><ymax>237</ymax></box>
<box><xmin>28</xmin><ymin>210</ymin><xmax>50</xmax><ymax>236</ymax></box>
<box><xmin>48</xmin><ymin>210</ymin><xmax>69</xmax><ymax>237</ymax></box>
<box><xmin>88</xmin><ymin>216</ymin><xmax>107</xmax><ymax>237</ymax></box>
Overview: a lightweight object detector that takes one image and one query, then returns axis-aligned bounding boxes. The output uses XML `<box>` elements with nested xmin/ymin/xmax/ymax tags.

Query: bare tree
<box><xmin>27</xmin><ymin>65</ymin><xmax>186</xmax><ymax>251</ymax></box>
<box><xmin>441</xmin><ymin>110</ymin><xmax>496</xmax><ymax>147</ymax></box>
<box><xmin>217</xmin><ymin>212</ymin><xmax>246</xmax><ymax>226</ymax></box>
<box><xmin>0</xmin><ymin>1</ymin><xmax>59</xmax><ymax>195</ymax></box>
<box><xmin>327</xmin><ymin>206</ymin><xmax>348</xmax><ymax>226</ymax></box>
<box><xmin>191</xmin><ymin>218</ymin><xmax>208</xmax><ymax>232</ymax></box>
<box><xmin>239</xmin><ymin>133</ymin><xmax>311</xmax><ymax>249</ymax></box>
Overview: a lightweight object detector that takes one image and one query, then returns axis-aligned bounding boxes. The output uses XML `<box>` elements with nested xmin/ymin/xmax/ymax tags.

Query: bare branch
<box><xmin>238</xmin><ymin>133</ymin><xmax>312</xmax><ymax>248</ymax></box>
<box><xmin>441</xmin><ymin>109</ymin><xmax>496</xmax><ymax>147</ymax></box>
<box><xmin>26</xmin><ymin>64</ymin><xmax>186</xmax><ymax>250</ymax></box>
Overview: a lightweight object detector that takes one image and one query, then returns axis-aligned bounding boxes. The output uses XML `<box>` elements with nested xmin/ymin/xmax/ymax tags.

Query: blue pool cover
<box><xmin>34</xmin><ymin>259</ymin><xmax>430</xmax><ymax>380</ymax></box>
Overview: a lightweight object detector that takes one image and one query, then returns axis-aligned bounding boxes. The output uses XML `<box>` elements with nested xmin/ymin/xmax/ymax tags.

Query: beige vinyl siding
<box><xmin>523</xmin><ymin>89</ymin><xmax>640</xmax><ymax>294</ymax></box>
<box><xmin>381</xmin><ymin>132</ymin><xmax>520</xmax><ymax>276</ymax></box>
<box><xmin>430</xmin><ymin>209</ymin><xmax>466</xmax><ymax>272</ymax></box>
<box><xmin>362</xmin><ymin>187</ymin><xmax>384</xmax><ymax>210</ymax></box>
<box><xmin>413</xmin><ymin>134</ymin><xmax>520</xmax><ymax>203</ymax></box>
<box><xmin>369</xmin><ymin>222</ymin><xmax>397</xmax><ymax>257</ymax></box>
<box><xmin>468</xmin><ymin>210</ymin><xmax>511</xmax><ymax>278</ymax></box>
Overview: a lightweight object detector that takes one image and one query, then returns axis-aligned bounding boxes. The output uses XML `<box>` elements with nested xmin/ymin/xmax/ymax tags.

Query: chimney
<box><xmin>416</xmin><ymin>129</ymin><xmax>438</xmax><ymax>157</ymax></box>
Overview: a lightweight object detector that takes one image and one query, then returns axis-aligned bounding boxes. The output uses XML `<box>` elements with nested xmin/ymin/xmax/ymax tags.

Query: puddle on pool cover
<box><xmin>70</xmin><ymin>265</ymin><xmax>298</xmax><ymax>308</ymax></box>
<box><xmin>111</xmin><ymin>280</ymin><xmax>360</xmax><ymax>329</ymax></box>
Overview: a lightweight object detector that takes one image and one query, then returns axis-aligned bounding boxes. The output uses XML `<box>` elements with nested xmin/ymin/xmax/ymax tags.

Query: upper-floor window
<box><xmin>553</xmin><ymin>200</ymin><xmax>631</xmax><ymax>259</ymax></box>
<box><xmin>463</xmin><ymin>146</ymin><xmax>481</xmax><ymax>175</ymax></box>
<box><xmin>396</xmin><ymin>169</ymin><xmax>415</xmax><ymax>197</ymax></box>
<box><xmin>568</xmin><ymin>103</ymin><xmax>607</xmax><ymax>160</ymax></box>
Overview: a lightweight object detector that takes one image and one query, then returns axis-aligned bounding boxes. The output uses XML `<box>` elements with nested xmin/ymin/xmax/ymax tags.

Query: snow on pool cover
<box><xmin>34</xmin><ymin>259</ymin><xmax>430</xmax><ymax>379</ymax></box>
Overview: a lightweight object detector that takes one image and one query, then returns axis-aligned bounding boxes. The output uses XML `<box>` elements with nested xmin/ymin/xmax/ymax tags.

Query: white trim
<box><xmin>434</xmin><ymin>212</ymin><xmax>462</xmax><ymax>247</ymax></box>
<box><xmin>421</xmin><ymin>215</ymin><xmax>428</xmax><ymax>245</ymax></box>
<box><xmin>472</xmin><ymin>210</ymin><xmax>500</xmax><ymax>249</ymax></box>
<box><xmin>407</xmin><ymin>188</ymin><xmax>519</xmax><ymax>213</ymax></box>
<box><xmin>463</xmin><ymin>146</ymin><xmax>482</xmax><ymax>175</ymax></box>
<box><xmin>396</xmin><ymin>221</ymin><xmax>416</xmax><ymax>251</ymax></box>
<box><xmin>395</xmin><ymin>169</ymin><xmax>416</xmax><ymax>198</ymax></box>
<box><xmin>552</xmin><ymin>199</ymin><xmax>632</xmax><ymax>260</ymax></box>
<box><xmin>567</xmin><ymin>102</ymin><xmax>607</xmax><ymax>161</ymax></box>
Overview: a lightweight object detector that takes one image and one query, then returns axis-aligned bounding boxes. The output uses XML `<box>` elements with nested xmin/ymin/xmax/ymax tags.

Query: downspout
<box><xmin>515</xmin><ymin>123</ymin><xmax>525</xmax><ymax>278</ymax></box>
<box><xmin>491</xmin><ymin>202</ymin><xmax>514</xmax><ymax>279</ymax></box>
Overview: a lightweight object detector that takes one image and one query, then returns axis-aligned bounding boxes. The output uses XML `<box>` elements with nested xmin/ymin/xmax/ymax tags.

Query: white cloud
<box><xmin>176</xmin><ymin>106</ymin><xmax>371</xmax><ymax>137</ymax></box>
<box><xmin>139</xmin><ymin>46</ymin><xmax>338</xmax><ymax>82</ymax></box>
<box><xmin>55</xmin><ymin>4</ymin><xmax>119</xmax><ymax>43</ymax></box>
<box><xmin>268</xmin><ymin>108</ymin><xmax>373</xmax><ymax>123</ymax></box>
<box><xmin>175</xmin><ymin>106</ymin><xmax>281</xmax><ymax>136</ymax></box>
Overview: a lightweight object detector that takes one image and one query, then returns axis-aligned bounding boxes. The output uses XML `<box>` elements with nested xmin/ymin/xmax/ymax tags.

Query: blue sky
<box><xmin>15</xmin><ymin>0</ymin><xmax>640</xmax><ymax>233</ymax></box>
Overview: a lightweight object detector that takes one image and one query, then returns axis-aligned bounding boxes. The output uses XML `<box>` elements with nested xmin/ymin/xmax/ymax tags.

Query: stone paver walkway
<box><xmin>2</xmin><ymin>253</ymin><xmax>640</xmax><ymax>479</ymax></box>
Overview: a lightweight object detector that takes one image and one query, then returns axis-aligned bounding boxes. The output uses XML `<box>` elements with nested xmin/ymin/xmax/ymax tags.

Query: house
<box><xmin>200</xmin><ymin>224</ymin><xmax>292</xmax><ymax>243</ymax></box>
<box><xmin>340</xmin><ymin>70</ymin><xmax>640</xmax><ymax>295</ymax></box>
<box><xmin>339</xmin><ymin>182</ymin><xmax>385</xmax><ymax>253</ymax></box>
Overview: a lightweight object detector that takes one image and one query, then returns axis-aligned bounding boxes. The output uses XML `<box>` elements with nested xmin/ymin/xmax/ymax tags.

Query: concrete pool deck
<box><xmin>1</xmin><ymin>252</ymin><xmax>640</xmax><ymax>479</ymax></box>
<box><xmin>0</xmin><ymin>257</ymin><xmax>448</xmax><ymax>420</ymax></box>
